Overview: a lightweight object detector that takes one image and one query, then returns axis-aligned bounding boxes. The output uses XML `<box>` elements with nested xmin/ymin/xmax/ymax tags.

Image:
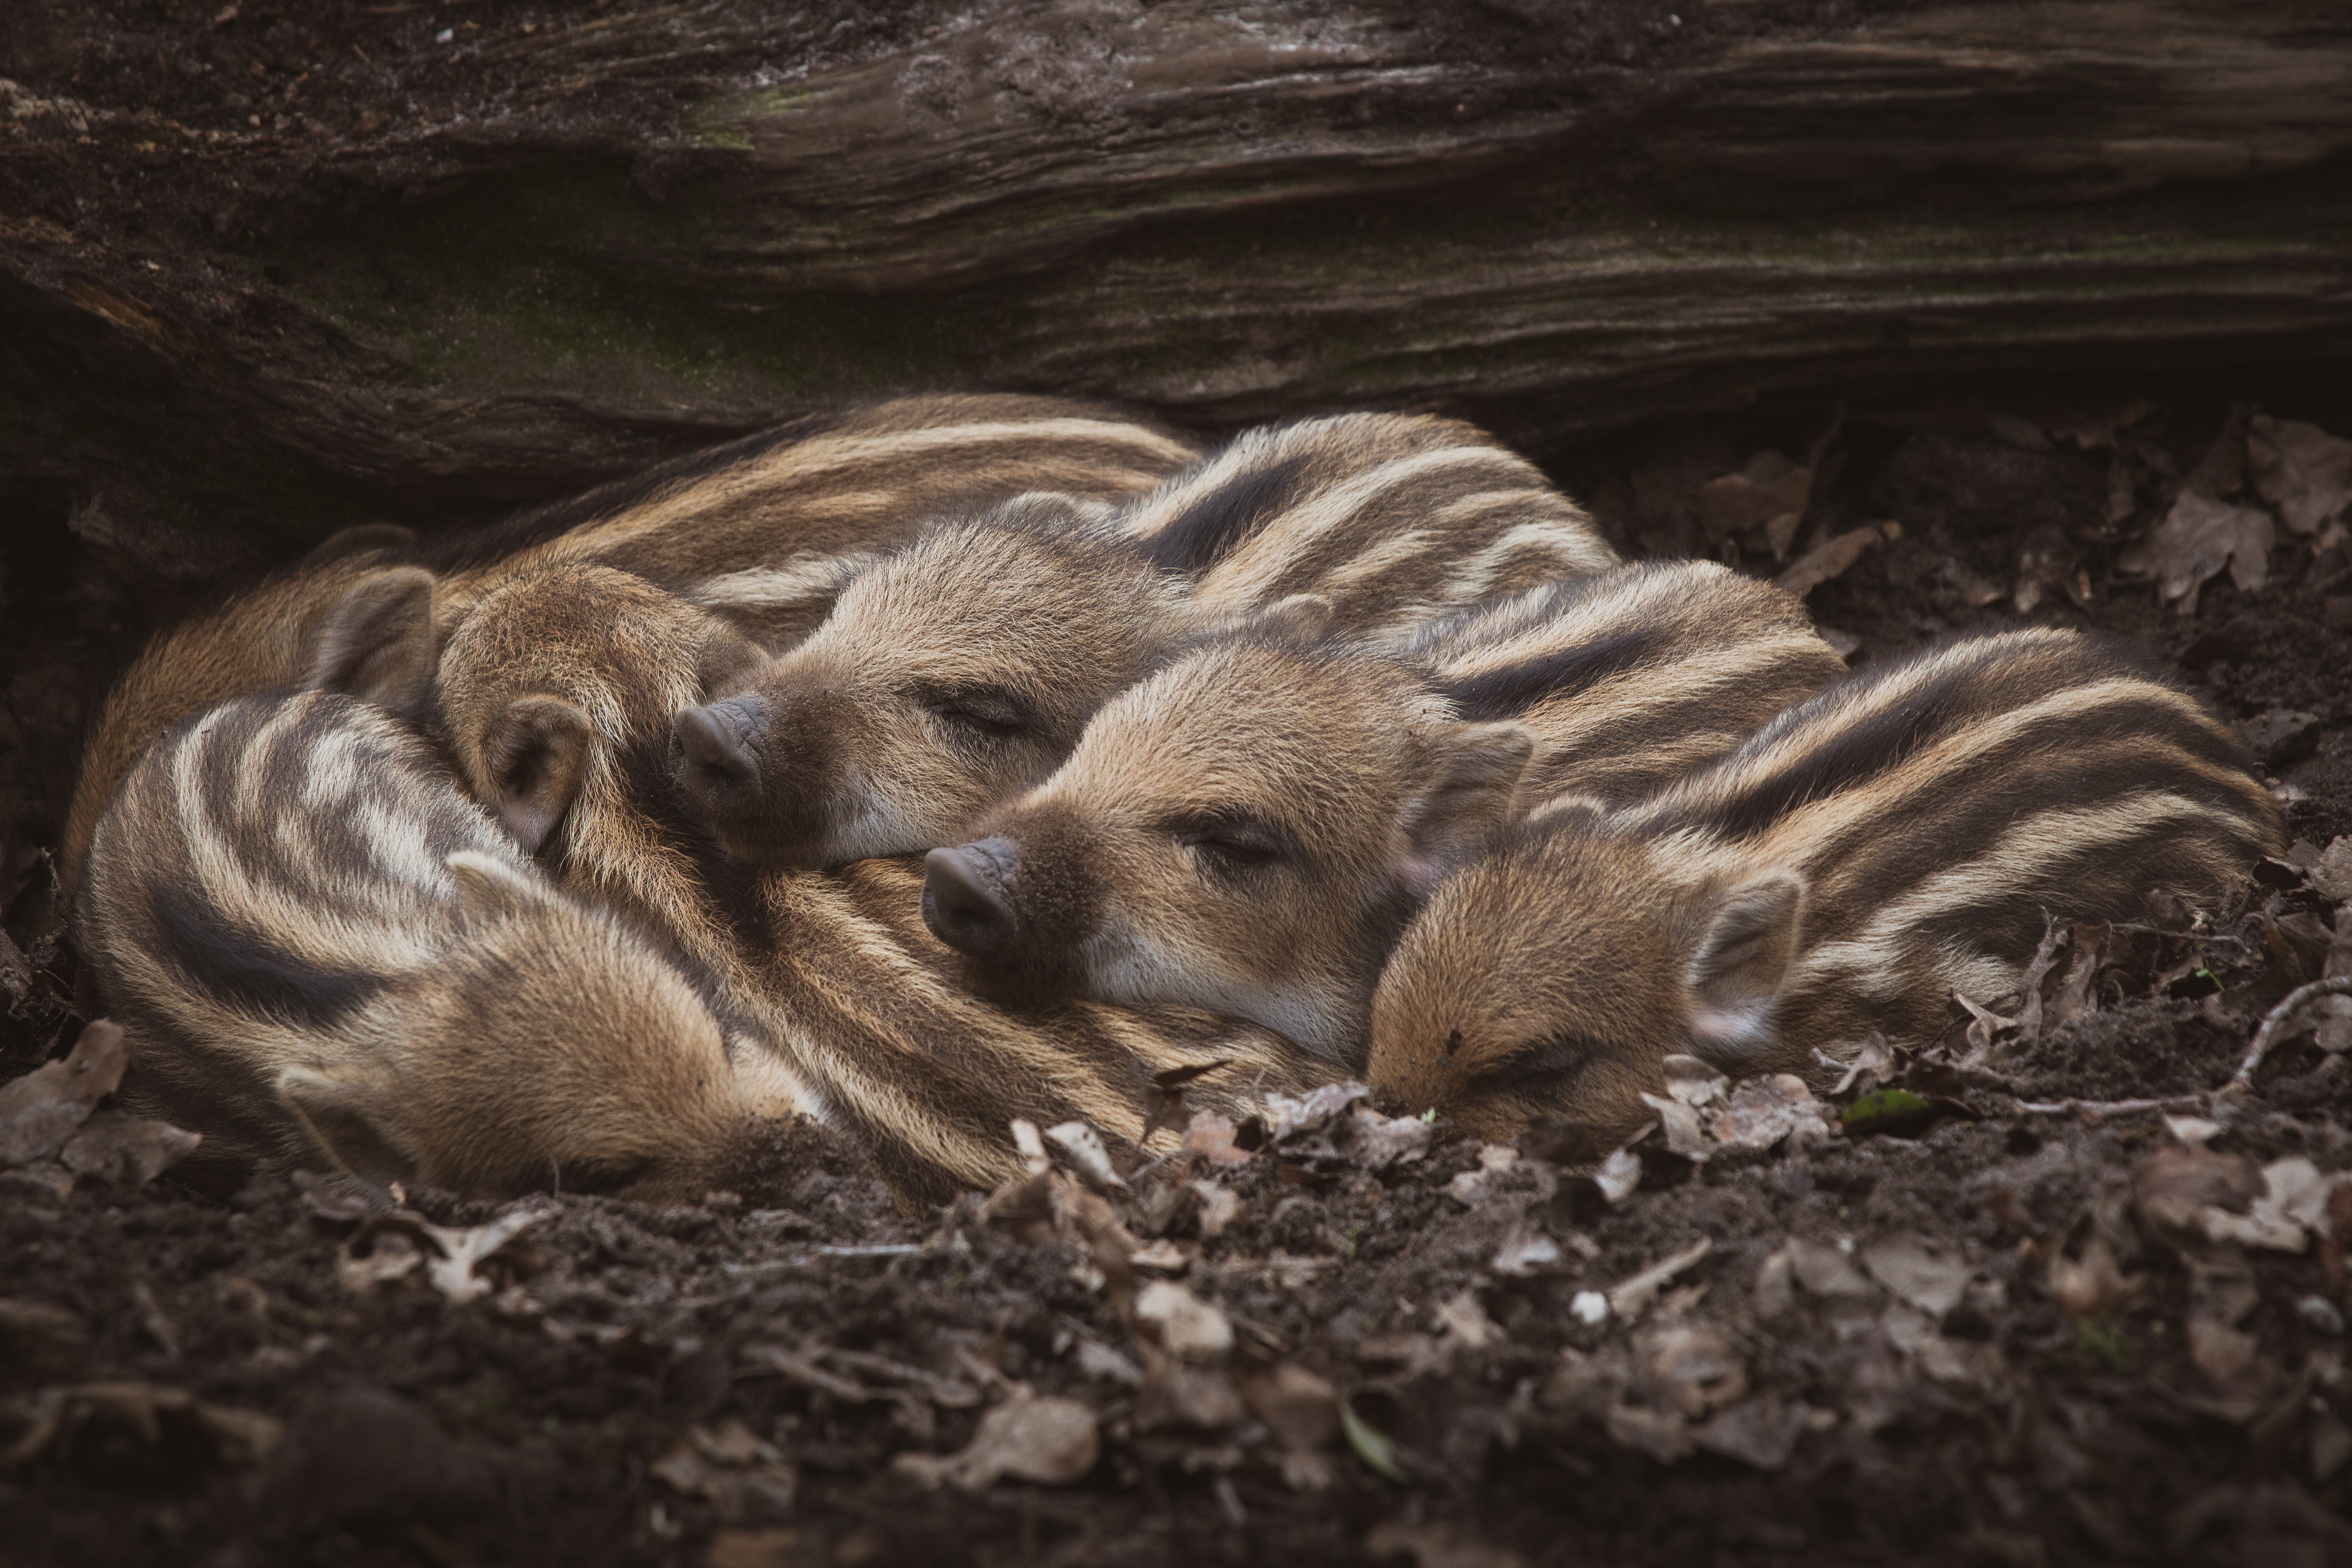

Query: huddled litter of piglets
<box><xmin>5</xmin><ymin>394</ymin><xmax>2352</xmax><ymax>1565</ymax></box>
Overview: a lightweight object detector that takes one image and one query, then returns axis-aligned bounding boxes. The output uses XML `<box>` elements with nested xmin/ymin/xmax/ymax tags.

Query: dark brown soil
<box><xmin>6</xmin><ymin>382</ymin><xmax>2352</xmax><ymax>1568</ymax></box>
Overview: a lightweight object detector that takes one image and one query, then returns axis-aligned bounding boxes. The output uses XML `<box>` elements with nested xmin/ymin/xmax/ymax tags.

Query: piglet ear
<box><xmin>305</xmin><ymin>567</ymin><xmax>440</xmax><ymax>715</ymax></box>
<box><xmin>276</xmin><ymin>1066</ymin><xmax>417</xmax><ymax>1195</ymax></box>
<box><xmin>1396</xmin><ymin>720</ymin><xmax>1537</xmax><ymax>895</ymax></box>
<box><xmin>1683</xmin><ymin>872</ymin><xmax>1805</xmax><ymax>1066</ymax></box>
<box><xmin>444</xmin><ymin>849</ymin><xmax>555</xmax><ymax>925</ymax></box>
<box><xmin>482</xmin><ymin>695</ymin><xmax>596</xmax><ymax>854</ymax></box>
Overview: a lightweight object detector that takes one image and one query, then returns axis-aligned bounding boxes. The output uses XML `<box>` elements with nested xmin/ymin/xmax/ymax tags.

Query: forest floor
<box><xmin>5</xmin><ymin>384</ymin><xmax>2352</xmax><ymax>1568</ymax></box>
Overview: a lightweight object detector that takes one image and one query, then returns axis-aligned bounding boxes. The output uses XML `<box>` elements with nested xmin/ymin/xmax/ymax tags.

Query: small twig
<box><xmin>1124</xmin><ymin>1150</ymin><xmax>1180</xmax><ymax>1185</ymax></box>
<box><xmin>2014</xmin><ymin>1095</ymin><xmax>2209</xmax><ymax>1121</ymax></box>
<box><xmin>2233</xmin><ymin>978</ymin><xmax>2352</xmax><ymax>1089</ymax></box>
<box><xmin>716</xmin><ymin>1241</ymin><xmax>926</xmax><ymax>1277</ymax></box>
<box><xmin>815</xmin><ymin>1242</ymin><xmax>924</xmax><ymax>1258</ymax></box>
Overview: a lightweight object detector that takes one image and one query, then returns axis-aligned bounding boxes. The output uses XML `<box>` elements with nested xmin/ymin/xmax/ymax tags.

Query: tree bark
<box><xmin>2</xmin><ymin>0</ymin><xmax>2348</xmax><ymax>580</ymax></box>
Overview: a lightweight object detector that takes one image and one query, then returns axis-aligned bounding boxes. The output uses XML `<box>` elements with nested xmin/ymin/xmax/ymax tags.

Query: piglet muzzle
<box><xmin>922</xmin><ymin>838</ymin><xmax>1022</xmax><ymax>958</ymax></box>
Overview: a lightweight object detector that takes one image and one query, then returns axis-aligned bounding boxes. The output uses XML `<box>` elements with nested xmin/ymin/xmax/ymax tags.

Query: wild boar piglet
<box><xmin>79</xmin><ymin>689</ymin><xmax>793</xmax><ymax>1203</ymax></box>
<box><xmin>672</xmin><ymin>495</ymin><xmax>1190</xmax><ymax>867</ymax></box>
<box><xmin>923</xmin><ymin>559</ymin><xmax>1841</xmax><ymax>1065</ymax></box>
<box><xmin>1366</xmin><ymin>628</ymin><xmax>2287</xmax><ymax>1144</ymax></box>
<box><xmin>671</xmin><ymin>412</ymin><xmax>1622</xmax><ymax>869</ymax></box>
<box><xmin>428</xmin><ymin>559</ymin><xmax>1333</xmax><ymax>1207</ymax></box>
<box><xmin>63</xmin><ymin>393</ymin><xmax>1200</xmax><ymax>895</ymax></box>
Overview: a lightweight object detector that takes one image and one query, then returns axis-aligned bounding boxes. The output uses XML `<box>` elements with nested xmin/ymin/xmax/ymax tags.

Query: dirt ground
<box><xmin>5</xmin><ymin>379</ymin><xmax>2352</xmax><ymax>1568</ymax></box>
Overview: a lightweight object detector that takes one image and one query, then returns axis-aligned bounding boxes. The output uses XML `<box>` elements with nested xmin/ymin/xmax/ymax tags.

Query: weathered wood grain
<box><xmin>2</xmin><ymin>0</ymin><xmax>2347</xmax><ymax>574</ymax></box>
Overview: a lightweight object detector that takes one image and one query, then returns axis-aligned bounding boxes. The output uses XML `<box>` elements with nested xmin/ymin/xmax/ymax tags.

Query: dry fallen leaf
<box><xmin>1785</xmin><ymin>1237</ymin><xmax>1875</xmax><ymax>1300</ymax></box>
<box><xmin>1541</xmin><ymin>1343</ymin><xmax>1630</xmax><ymax>1416</ymax></box>
<box><xmin>1775</xmin><ymin>523</ymin><xmax>1892</xmax><ymax>598</ymax></box>
<box><xmin>2135</xmin><ymin>1147</ymin><xmax>2265</xmax><ymax>1251</ymax></box>
<box><xmin>2196</xmin><ymin>1157</ymin><xmax>2344</xmax><ymax>1255</ymax></box>
<box><xmin>2118</xmin><ymin>490</ymin><xmax>2275</xmax><ymax>615</ymax></box>
<box><xmin>1691</xmin><ymin>1395</ymin><xmax>1814</xmax><ymax>1472</ymax></box>
<box><xmin>1490</xmin><ymin>1222</ymin><xmax>1564</xmax><ymax>1279</ymax></box>
<box><xmin>1244</xmin><ymin>1362</ymin><xmax>1340</xmax><ymax>1491</ymax></box>
<box><xmin>2307</xmin><ymin>836</ymin><xmax>2352</xmax><ymax>903</ymax></box>
<box><xmin>891</xmin><ymin>1389</ymin><xmax>1099</xmax><ymax>1491</ymax></box>
<box><xmin>2165</xmin><ymin>1115</ymin><xmax>2224</xmax><ymax>1145</ymax></box>
<box><xmin>2048</xmin><ymin>1229</ymin><xmax>2143</xmax><ymax>1320</ymax></box>
<box><xmin>2182</xmin><ymin>1265</ymin><xmax>2277</xmax><ymax>1414</ymax></box>
<box><xmin>1128</xmin><ymin>1238</ymin><xmax>1189</xmax><ymax>1275</ymax></box>
<box><xmin>1823</xmin><ymin>1034</ymin><xmax>1898</xmax><ymax>1097</ymax></box>
<box><xmin>1135</xmin><ymin>1281</ymin><xmax>1233</xmax><ymax>1363</ymax></box>
<box><xmin>1594</xmin><ymin>1145</ymin><xmax>1642</xmax><ymax>1204</ymax></box>
<box><xmin>1434</xmin><ymin>1289</ymin><xmax>1501</xmax><ymax>1351</ymax></box>
<box><xmin>1636</xmin><ymin>1323</ymin><xmax>1747</xmax><ymax>1420</ymax></box>
<box><xmin>337</xmin><ymin>1207</ymin><xmax>545</xmax><ymax>1304</ymax></box>
<box><xmin>58</xmin><ymin>1110</ymin><xmax>201</xmax><ymax>1185</ymax></box>
<box><xmin>1446</xmin><ymin>1143</ymin><xmax>1520</xmax><ymax>1206</ymax></box>
<box><xmin>1</xmin><ymin>1381</ymin><xmax>282</xmax><ymax>1472</ymax></box>
<box><xmin>1860</xmin><ymin>1232</ymin><xmax>1976</xmax><ymax>1317</ymax></box>
<box><xmin>1264</xmin><ymin>1082</ymin><xmax>1371</xmax><ymax>1142</ymax></box>
<box><xmin>2247</xmin><ymin>413</ymin><xmax>2352</xmax><ymax>537</ymax></box>
<box><xmin>0</xmin><ymin>1021</ymin><xmax>128</xmax><ymax>1168</ymax></box>
<box><xmin>1717</xmin><ymin>1075</ymin><xmax>1833</xmax><ymax>1152</ymax></box>
<box><xmin>651</xmin><ymin>1418</ymin><xmax>798</xmax><ymax>1522</ymax></box>
<box><xmin>1075</xmin><ymin>1339</ymin><xmax>1142</xmax><ymax>1387</ymax></box>
<box><xmin>1189</xmin><ymin>1178</ymin><xmax>1244</xmax><ymax>1239</ymax></box>
<box><xmin>1608</xmin><ymin>1237</ymin><xmax>1713</xmax><ymax>1323</ymax></box>
<box><xmin>1344</xmin><ymin>1103</ymin><xmax>1434</xmax><ymax>1169</ymax></box>
<box><xmin>1181</xmin><ymin>1111</ymin><xmax>1254</xmax><ymax>1166</ymax></box>
<box><xmin>1142</xmin><ymin>1059</ymin><xmax>1229</xmax><ymax>1141</ymax></box>
<box><xmin>1009</xmin><ymin>1118</ymin><xmax>1050</xmax><ymax>1175</ymax></box>
<box><xmin>1660</xmin><ymin>1054</ymin><xmax>1727</xmax><ymax>1107</ymax></box>
<box><xmin>1043</xmin><ymin>1120</ymin><xmax>1126</xmax><ymax>1192</ymax></box>
<box><xmin>1696</xmin><ymin>450</ymin><xmax>1812</xmax><ymax>558</ymax></box>
<box><xmin>1636</xmin><ymin>1092</ymin><xmax>1714</xmax><ymax>1162</ymax></box>
<box><xmin>1135</xmin><ymin>1349</ymin><xmax>1246</xmax><ymax>1432</ymax></box>
<box><xmin>2013</xmin><ymin>534</ymin><xmax>2088</xmax><ymax>613</ymax></box>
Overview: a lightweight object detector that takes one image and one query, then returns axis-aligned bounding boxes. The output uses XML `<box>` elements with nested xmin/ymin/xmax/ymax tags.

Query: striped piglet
<box><xmin>78</xmin><ymin>689</ymin><xmax>799</xmax><ymax>1202</ymax></box>
<box><xmin>1366</xmin><ymin>628</ymin><xmax>2286</xmax><ymax>1141</ymax></box>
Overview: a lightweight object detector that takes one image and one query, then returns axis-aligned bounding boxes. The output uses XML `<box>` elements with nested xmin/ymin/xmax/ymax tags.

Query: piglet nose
<box><xmin>673</xmin><ymin>696</ymin><xmax>765</xmax><ymax>794</ymax></box>
<box><xmin>923</xmin><ymin>839</ymin><xmax>1018</xmax><ymax>957</ymax></box>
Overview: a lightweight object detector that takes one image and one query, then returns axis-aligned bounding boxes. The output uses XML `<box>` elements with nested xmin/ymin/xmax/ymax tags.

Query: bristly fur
<box><xmin>937</xmin><ymin>558</ymin><xmax>1843</xmax><ymax>1068</ymax></box>
<box><xmin>1366</xmin><ymin>627</ymin><xmax>2286</xmax><ymax>1145</ymax></box>
<box><xmin>678</xmin><ymin>411</ymin><xmax>1623</xmax><ymax>869</ymax></box>
<box><xmin>432</xmin><ymin>564</ymin><xmax>1331</xmax><ymax>1208</ymax></box>
<box><xmin>78</xmin><ymin>689</ymin><xmax>781</xmax><ymax>1203</ymax></box>
<box><xmin>63</xmin><ymin>395</ymin><xmax>1204</xmax><ymax>895</ymax></box>
<box><xmin>674</xmin><ymin>494</ymin><xmax>1192</xmax><ymax>867</ymax></box>
<box><xmin>1132</xmin><ymin>414</ymin><xmax>1621</xmax><ymax>638</ymax></box>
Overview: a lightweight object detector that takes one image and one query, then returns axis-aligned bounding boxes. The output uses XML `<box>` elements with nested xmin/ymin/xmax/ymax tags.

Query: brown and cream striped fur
<box><xmin>922</xmin><ymin>559</ymin><xmax>1841</xmax><ymax>1065</ymax></box>
<box><xmin>672</xmin><ymin>412</ymin><xmax>1621</xmax><ymax>868</ymax></box>
<box><xmin>63</xmin><ymin>395</ymin><xmax>1202</xmax><ymax>894</ymax></box>
<box><xmin>77</xmin><ymin>690</ymin><xmax>795</xmax><ymax>1203</ymax></box>
<box><xmin>432</xmin><ymin>562</ymin><xmax>1329</xmax><ymax>1206</ymax></box>
<box><xmin>1366</xmin><ymin>628</ymin><xmax>2287</xmax><ymax>1143</ymax></box>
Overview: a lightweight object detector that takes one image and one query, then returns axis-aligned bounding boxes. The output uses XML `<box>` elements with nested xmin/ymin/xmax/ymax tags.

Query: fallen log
<box><xmin>2</xmin><ymin>0</ymin><xmax>2348</xmax><ymax>577</ymax></box>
